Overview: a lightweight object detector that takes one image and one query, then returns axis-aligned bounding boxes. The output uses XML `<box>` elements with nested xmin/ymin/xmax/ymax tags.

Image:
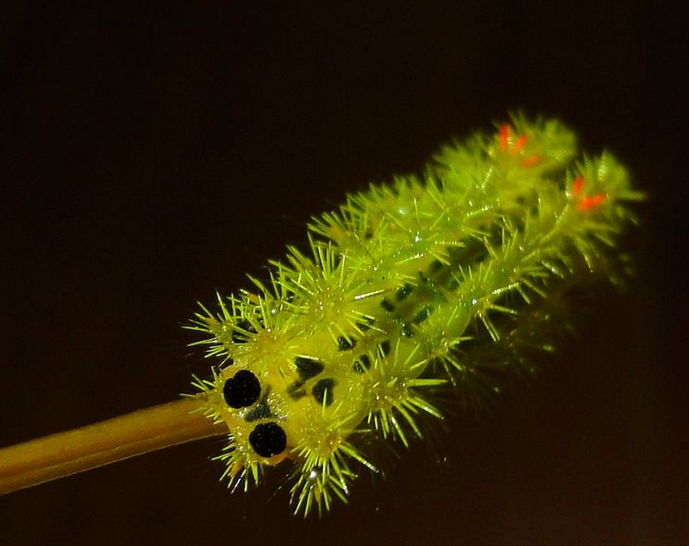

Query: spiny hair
<box><xmin>187</xmin><ymin>114</ymin><xmax>643</xmax><ymax>516</ymax></box>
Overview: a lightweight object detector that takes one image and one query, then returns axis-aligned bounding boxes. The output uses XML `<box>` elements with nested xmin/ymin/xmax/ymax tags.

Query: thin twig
<box><xmin>0</xmin><ymin>397</ymin><xmax>226</xmax><ymax>495</ymax></box>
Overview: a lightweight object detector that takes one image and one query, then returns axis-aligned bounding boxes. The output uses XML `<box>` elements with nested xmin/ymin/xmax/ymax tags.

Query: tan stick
<box><xmin>0</xmin><ymin>397</ymin><xmax>227</xmax><ymax>495</ymax></box>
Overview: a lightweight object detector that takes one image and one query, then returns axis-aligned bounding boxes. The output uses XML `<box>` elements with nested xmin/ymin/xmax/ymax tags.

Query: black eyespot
<box><xmin>249</xmin><ymin>422</ymin><xmax>287</xmax><ymax>458</ymax></box>
<box><xmin>244</xmin><ymin>400</ymin><xmax>272</xmax><ymax>422</ymax></box>
<box><xmin>380</xmin><ymin>298</ymin><xmax>395</xmax><ymax>312</ymax></box>
<box><xmin>353</xmin><ymin>354</ymin><xmax>371</xmax><ymax>374</ymax></box>
<box><xmin>379</xmin><ymin>339</ymin><xmax>391</xmax><ymax>356</ymax></box>
<box><xmin>223</xmin><ymin>370</ymin><xmax>261</xmax><ymax>409</ymax></box>
<box><xmin>356</xmin><ymin>317</ymin><xmax>375</xmax><ymax>331</ymax></box>
<box><xmin>401</xmin><ymin>322</ymin><xmax>414</xmax><ymax>338</ymax></box>
<box><xmin>413</xmin><ymin>305</ymin><xmax>432</xmax><ymax>324</ymax></box>
<box><xmin>395</xmin><ymin>283</ymin><xmax>414</xmax><ymax>301</ymax></box>
<box><xmin>288</xmin><ymin>380</ymin><xmax>306</xmax><ymax>399</ymax></box>
<box><xmin>337</xmin><ymin>336</ymin><xmax>356</xmax><ymax>351</ymax></box>
<box><xmin>294</xmin><ymin>356</ymin><xmax>325</xmax><ymax>380</ymax></box>
<box><xmin>312</xmin><ymin>378</ymin><xmax>335</xmax><ymax>407</ymax></box>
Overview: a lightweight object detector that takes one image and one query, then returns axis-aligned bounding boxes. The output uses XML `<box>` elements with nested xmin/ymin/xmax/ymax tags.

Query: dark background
<box><xmin>0</xmin><ymin>2</ymin><xmax>686</xmax><ymax>545</ymax></box>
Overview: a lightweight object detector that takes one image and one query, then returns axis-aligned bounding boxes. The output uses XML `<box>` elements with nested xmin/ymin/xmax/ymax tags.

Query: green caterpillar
<box><xmin>189</xmin><ymin>115</ymin><xmax>642</xmax><ymax>515</ymax></box>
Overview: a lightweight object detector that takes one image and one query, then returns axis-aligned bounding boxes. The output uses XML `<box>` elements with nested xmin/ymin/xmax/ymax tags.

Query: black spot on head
<box><xmin>429</xmin><ymin>259</ymin><xmax>443</xmax><ymax>273</ymax></box>
<box><xmin>288</xmin><ymin>380</ymin><xmax>306</xmax><ymax>399</ymax></box>
<box><xmin>413</xmin><ymin>305</ymin><xmax>432</xmax><ymax>324</ymax></box>
<box><xmin>294</xmin><ymin>356</ymin><xmax>325</xmax><ymax>380</ymax></box>
<box><xmin>312</xmin><ymin>378</ymin><xmax>335</xmax><ymax>407</ymax></box>
<box><xmin>395</xmin><ymin>283</ymin><xmax>414</xmax><ymax>301</ymax></box>
<box><xmin>337</xmin><ymin>336</ymin><xmax>357</xmax><ymax>351</ymax></box>
<box><xmin>353</xmin><ymin>354</ymin><xmax>371</xmax><ymax>374</ymax></box>
<box><xmin>223</xmin><ymin>370</ymin><xmax>261</xmax><ymax>409</ymax></box>
<box><xmin>356</xmin><ymin>317</ymin><xmax>375</xmax><ymax>331</ymax></box>
<box><xmin>245</xmin><ymin>400</ymin><xmax>272</xmax><ymax>422</ymax></box>
<box><xmin>249</xmin><ymin>422</ymin><xmax>287</xmax><ymax>458</ymax></box>
<box><xmin>380</xmin><ymin>298</ymin><xmax>395</xmax><ymax>312</ymax></box>
<box><xmin>401</xmin><ymin>322</ymin><xmax>414</xmax><ymax>338</ymax></box>
<box><xmin>379</xmin><ymin>339</ymin><xmax>391</xmax><ymax>356</ymax></box>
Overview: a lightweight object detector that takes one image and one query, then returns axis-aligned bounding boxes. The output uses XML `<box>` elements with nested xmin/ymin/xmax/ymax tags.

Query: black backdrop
<box><xmin>0</xmin><ymin>2</ymin><xmax>686</xmax><ymax>545</ymax></box>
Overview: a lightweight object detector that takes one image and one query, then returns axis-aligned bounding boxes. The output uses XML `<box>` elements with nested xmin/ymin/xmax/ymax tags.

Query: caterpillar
<box><xmin>188</xmin><ymin>114</ymin><xmax>642</xmax><ymax>516</ymax></box>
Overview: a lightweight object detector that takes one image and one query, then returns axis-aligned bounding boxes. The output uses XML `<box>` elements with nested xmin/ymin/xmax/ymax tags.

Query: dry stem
<box><xmin>0</xmin><ymin>397</ymin><xmax>226</xmax><ymax>495</ymax></box>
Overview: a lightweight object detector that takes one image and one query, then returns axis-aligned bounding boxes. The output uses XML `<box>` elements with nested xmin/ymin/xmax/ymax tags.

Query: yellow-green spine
<box><xmin>189</xmin><ymin>114</ymin><xmax>643</xmax><ymax>515</ymax></box>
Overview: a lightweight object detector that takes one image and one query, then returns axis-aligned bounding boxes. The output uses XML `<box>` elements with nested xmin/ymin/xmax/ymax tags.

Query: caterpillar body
<box><xmin>190</xmin><ymin>115</ymin><xmax>642</xmax><ymax>515</ymax></box>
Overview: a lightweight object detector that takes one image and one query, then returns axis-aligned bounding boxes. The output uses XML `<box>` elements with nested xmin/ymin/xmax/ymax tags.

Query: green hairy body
<box><xmin>190</xmin><ymin>115</ymin><xmax>643</xmax><ymax>515</ymax></box>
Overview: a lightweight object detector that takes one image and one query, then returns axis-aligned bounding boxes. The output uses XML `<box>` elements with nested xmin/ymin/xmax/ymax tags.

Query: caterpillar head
<box><xmin>192</xmin><ymin>276</ymin><xmax>448</xmax><ymax>515</ymax></box>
